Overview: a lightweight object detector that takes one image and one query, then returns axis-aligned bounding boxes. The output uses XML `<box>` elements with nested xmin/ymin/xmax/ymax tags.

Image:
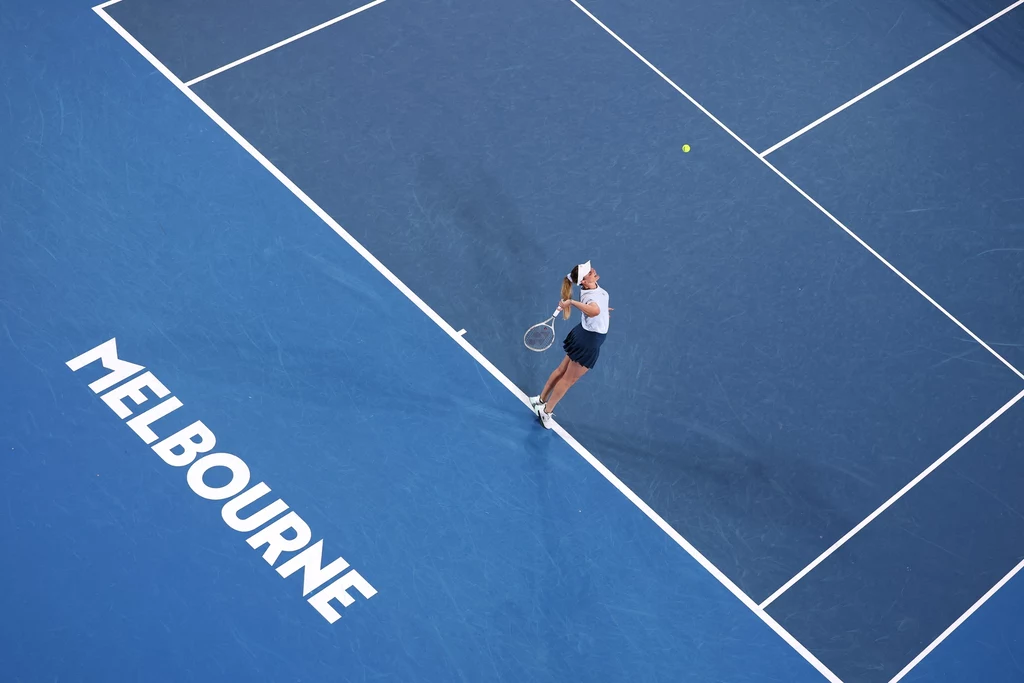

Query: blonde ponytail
<box><xmin>561</xmin><ymin>269</ymin><xmax>576</xmax><ymax>320</ymax></box>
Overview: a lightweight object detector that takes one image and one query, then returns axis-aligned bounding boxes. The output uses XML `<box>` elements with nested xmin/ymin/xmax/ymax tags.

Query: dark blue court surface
<box><xmin>769</xmin><ymin>399</ymin><xmax>1024</xmax><ymax>682</ymax></box>
<box><xmin>3</xmin><ymin>0</ymin><xmax>1024</xmax><ymax>681</ymax></box>
<box><xmin>769</xmin><ymin>7</ymin><xmax>1024</xmax><ymax>369</ymax></box>
<box><xmin>574</xmin><ymin>0</ymin><xmax>1019</xmax><ymax>151</ymax></box>
<box><xmin>187</xmin><ymin>0</ymin><xmax>1024</xmax><ymax>606</ymax></box>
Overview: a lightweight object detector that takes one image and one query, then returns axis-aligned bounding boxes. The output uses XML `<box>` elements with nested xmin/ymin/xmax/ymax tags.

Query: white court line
<box><xmin>93</xmin><ymin>0</ymin><xmax>123</xmax><ymax>9</ymax></box>
<box><xmin>184</xmin><ymin>0</ymin><xmax>387</xmax><ymax>87</ymax></box>
<box><xmin>570</xmin><ymin>0</ymin><xmax>1024</xmax><ymax>385</ymax></box>
<box><xmin>760</xmin><ymin>387</ymin><xmax>1024</xmax><ymax>609</ymax></box>
<box><xmin>91</xmin><ymin>7</ymin><xmax>842</xmax><ymax>683</ymax></box>
<box><xmin>549</xmin><ymin>428</ymin><xmax>843</xmax><ymax>683</ymax></box>
<box><xmin>761</xmin><ymin>0</ymin><xmax>1024</xmax><ymax>157</ymax></box>
<box><xmin>889</xmin><ymin>556</ymin><xmax>1024</xmax><ymax>683</ymax></box>
<box><xmin>456</xmin><ymin>329</ymin><xmax>467</xmax><ymax>336</ymax></box>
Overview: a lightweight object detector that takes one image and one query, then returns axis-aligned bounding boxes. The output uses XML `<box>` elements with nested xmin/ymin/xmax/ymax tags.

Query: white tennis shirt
<box><xmin>580</xmin><ymin>286</ymin><xmax>610</xmax><ymax>334</ymax></box>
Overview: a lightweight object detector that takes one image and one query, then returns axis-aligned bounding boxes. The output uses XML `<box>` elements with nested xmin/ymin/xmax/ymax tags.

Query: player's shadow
<box><xmin>410</xmin><ymin>151</ymin><xmax>567</xmax><ymax>393</ymax></box>
<box><xmin>567</xmin><ymin>417</ymin><xmax>860</xmax><ymax>597</ymax></box>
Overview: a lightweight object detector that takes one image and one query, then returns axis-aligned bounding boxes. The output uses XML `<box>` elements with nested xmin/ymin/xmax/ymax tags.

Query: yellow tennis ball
<box><xmin>682</xmin><ymin>144</ymin><xmax>691</xmax><ymax>153</ymax></box>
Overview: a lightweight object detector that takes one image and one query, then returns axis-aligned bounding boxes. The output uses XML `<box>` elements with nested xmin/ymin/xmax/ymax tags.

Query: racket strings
<box><xmin>524</xmin><ymin>324</ymin><xmax>555</xmax><ymax>351</ymax></box>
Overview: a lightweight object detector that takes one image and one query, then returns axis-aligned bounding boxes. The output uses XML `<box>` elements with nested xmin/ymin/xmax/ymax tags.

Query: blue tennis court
<box><xmin>3</xmin><ymin>0</ymin><xmax>1023</xmax><ymax>681</ymax></box>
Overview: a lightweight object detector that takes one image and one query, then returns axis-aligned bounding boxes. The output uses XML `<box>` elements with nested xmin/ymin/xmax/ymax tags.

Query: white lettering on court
<box><xmin>66</xmin><ymin>337</ymin><xmax>377</xmax><ymax>623</ymax></box>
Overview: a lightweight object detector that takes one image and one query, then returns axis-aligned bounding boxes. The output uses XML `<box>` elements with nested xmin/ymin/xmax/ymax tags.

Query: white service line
<box><xmin>184</xmin><ymin>0</ymin><xmax>387</xmax><ymax>87</ymax></box>
<box><xmin>760</xmin><ymin>387</ymin><xmax>1024</xmax><ymax>610</ymax></box>
<box><xmin>570</xmin><ymin>0</ymin><xmax>1024</xmax><ymax>384</ymax></box>
<box><xmin>92</xmin><ymin>7</ymin><xmax>842</xmax><ymax>681</ymax></box>
<box><xmin>888</xmin><ymin>555</ymin><xmax>1024</xmax><ymax>683</ymax></box>
<box><xmin>760</xmin><ymin>0</ymin><xmax>1024</xmax><ymax>157</ymax></box>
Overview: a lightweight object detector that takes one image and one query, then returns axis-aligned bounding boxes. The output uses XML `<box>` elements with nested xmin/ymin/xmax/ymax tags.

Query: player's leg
<box><xmin>532</xmin><ymin>355</ymin><xmax>570</xmax><ymax>410</ymax></box>
<box><xmin>542</xmin><ymin>360</ymin><xmax>588</xmax><ymax>414</ymax></box>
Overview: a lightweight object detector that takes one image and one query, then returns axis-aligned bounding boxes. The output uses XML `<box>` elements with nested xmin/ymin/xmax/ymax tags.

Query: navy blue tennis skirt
<box><xmin>563</xmin><ymin>324</ymin><xmax>607</xmax><ymax>369</ymax></box>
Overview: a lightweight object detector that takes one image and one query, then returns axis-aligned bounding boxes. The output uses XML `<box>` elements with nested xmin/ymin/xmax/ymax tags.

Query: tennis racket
<box><xmin>524</xmin><ymin>307</ymin><xmax>562</xmax><ymax>352</ymax></box>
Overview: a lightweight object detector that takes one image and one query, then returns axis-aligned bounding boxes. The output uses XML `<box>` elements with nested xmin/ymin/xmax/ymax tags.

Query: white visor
<box><xmin>569</xmin><ymin>260</ymin><xmax>591</xmax><ymax>286</ymax></box>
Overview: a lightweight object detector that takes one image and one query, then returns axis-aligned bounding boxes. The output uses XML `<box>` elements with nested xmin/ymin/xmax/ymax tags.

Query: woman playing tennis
<box><xmin>530</xmin><ymin>260</ymin><xmax>610</xmax><ymax>429</ymax></box>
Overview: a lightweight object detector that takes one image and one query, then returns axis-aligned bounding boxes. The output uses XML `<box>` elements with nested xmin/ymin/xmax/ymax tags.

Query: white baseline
<box><xmin>92</xmin><ymin>5</ymin><xmax>841</xmax><ymax>683</ymax></box>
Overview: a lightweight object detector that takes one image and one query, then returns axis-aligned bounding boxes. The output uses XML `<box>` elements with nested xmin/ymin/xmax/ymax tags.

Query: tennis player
<box><xmin>530</xmin><ymin>260</ymin><xmax>610</xmax><ymax>429</ymax></box>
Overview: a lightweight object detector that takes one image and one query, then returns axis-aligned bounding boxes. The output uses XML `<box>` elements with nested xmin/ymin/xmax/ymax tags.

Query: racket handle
<box><xmin>552</xmin><ymin>307</ymin><xmax>562</xmax><ymax>317</ymax></box>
